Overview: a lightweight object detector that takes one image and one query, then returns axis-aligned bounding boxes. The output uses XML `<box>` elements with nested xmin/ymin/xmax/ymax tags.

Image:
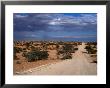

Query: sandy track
<box><xmin>19</xmin><ymin>43</ymin><xmax>97</xmax><ymax>75</ymax></box>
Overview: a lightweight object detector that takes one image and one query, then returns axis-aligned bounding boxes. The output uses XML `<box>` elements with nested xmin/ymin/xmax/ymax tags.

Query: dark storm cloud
<box><xmin>14</xmin><ymin>13</ymin><xmax>97</xmax><ymax>32</ymax></box>
<box><xmin>14</xmin><ymin>13</ymin><xmax>97</xmax><ymax>41</ymax></box>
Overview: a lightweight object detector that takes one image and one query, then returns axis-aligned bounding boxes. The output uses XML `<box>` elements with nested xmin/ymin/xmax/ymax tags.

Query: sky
<box><xmin>13</xmin><ymin>13</ymin><xmax>97</xmax><ymax>42</ymax></box>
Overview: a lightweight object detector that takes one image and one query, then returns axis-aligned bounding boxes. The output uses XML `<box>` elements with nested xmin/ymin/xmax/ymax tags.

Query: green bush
<box><xmin>85</xmin><ymin>45</ymin><xmax>97</xmax><ymax>54</ymax></box>
<box><xmin>23</xmin><ymin>48</ymin><xmax>26</xmax><ymax>50</ymax></box>
<box><xmin>90</xmin><ymin>49</ymin><xmax>97</xmax><ymax>54</ymax></box>
<box><xmin>14</xmin><ymin>47</ymin><xmax>22</xmax><ymax>53</ymax></box>
<box><xmin>63</xmin><ymin>44</ymin><xmax>73</xmax><ymax>52</ymax></box>
<box><xmin>61</xmin><ymin>53</ymin><xmax>72</xmax><ymax>60</ymax></box>
<box><xmin>14</xmin><ymin>55</ymin><xmax>19</xmax><ymax>60</ymax></box>
<box><xmin>16</xmin><ymin>61</ymin><xmax>21</xmax><ymax>64</ymax></box>
<box><xmin>24</xmin><ymin>50</ymin><xmax>49</xmax><ymax>62</ymax></box>
<box><xmin>56</xmin><ymin>44</ymin><xmax>59</xmax><ymax>49</ymax></box>
<box><xmin>14</xmin><ymin>47</ymin><xmax>22</xmax><ymax>60</ymax></box>
<box><xmin>57</xmin><ymin>44</ymin><xmax>73</xmax><ymax>60</ymax></box>
<box><xmin>42</xmin><ymin>44</ymin><xmax>47</xmax><ymax>50</ymax></box>
<box><xmin>58</xmin><ymin>50</ymin><xmax>65</xmax><ymax>54</ymax></box>
<box><xmin>74</xmin><ymin>48</ymin><xmax>78</xmax><ymax>51</ymax></box>
<box><xmin>22</xmin><ymin>52</ymin><xmax>27</xmax><ymax>57</ymax></box>
<box><xmin>85</xmin><ymin>45</ymin><xmax>92</xmax><ymax>50</ymax></box>
<box><xmin>25</xmin><ymin>42</ymin><xmax>30</xmax><ymax>48</ymax></box>
<box><xmin>30</xmin><ymin>46</ymin><xmax>36</xmax><ymax>51</ymax></box>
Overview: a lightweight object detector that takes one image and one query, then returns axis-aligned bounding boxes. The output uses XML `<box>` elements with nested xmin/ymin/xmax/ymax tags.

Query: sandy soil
<box><xmin>17</xmin><ymin>43</ymin><xmax>97</xmax><ymax>75</ymax></box>
<box><xmin>14</xmin><ymin>49</ymin><xmax>60</xmax><ymax>74</ymax></box>
<box><xmin>48</xmin><ymin>50</ymin><xmax>58</xmax><ymax>60</ymax></box>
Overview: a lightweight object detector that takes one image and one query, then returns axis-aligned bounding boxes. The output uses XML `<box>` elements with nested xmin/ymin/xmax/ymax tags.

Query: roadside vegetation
<box><xmin>85</xmin><ymin>42</ymin><xmax>97</xmax><ymax>63</ymax></box>
<box><xmin>85</xmin><ymin>42</ymin><xmax>97</xmax><ymax>54</ymax></box>
<box><xmin>14</xmin><ymin>41</ymin><xmax>80</xmax><ymax>62</ymax></box>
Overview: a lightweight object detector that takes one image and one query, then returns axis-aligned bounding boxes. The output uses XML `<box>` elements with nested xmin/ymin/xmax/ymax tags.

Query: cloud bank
<box><xmin>14</xmin><ymin>13</ymin><xmax>97</xmax><ymax>41</ymax></box>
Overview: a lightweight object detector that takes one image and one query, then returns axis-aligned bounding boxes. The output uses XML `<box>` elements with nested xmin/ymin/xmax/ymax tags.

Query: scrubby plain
<box><xmin>14</xmin><ymin>41</ymin><xmax>97</xmax><ymax>75</ymax></box>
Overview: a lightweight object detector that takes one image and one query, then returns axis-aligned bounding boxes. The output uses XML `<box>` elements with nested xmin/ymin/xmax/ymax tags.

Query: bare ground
<box><xmin>16</xmin><ymin>43</ymin><xmax>97</xmax><ymax>75</ymax></box>
<box><xmin>14</xmin><ymin>49</ymin><xmax>60</xmax><ymax>74</ymax></box>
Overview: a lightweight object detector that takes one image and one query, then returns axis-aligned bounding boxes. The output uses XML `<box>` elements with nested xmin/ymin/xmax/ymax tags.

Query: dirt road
<box><xmin>19</xmin><ymin>43</ymin><xmax>97</xmax><ymax>75</ymax></box>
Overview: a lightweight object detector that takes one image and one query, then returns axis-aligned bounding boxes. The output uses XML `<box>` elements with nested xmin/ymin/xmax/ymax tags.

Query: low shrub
<box><xmin>16</xmin><ymin>61</ymin><xmax>21</xmax><ymax>64</ymax></box>
<box><xmin>22</xmin><ymin>52</ymin><xmax>27</xmax><ymax>57</ymax></box>
<box><xmin>74</xmin><ymin>48</ymin><xmax>78</xmax><ymax>51</ymax></box>
<box><xmin>14</xmin><ymin>55</ymin><xmax>19</xmax><ymax>60</ymax></box>
<box><xmin>85</xmin><ymin>45</ymin><xmax>97</xmax><ymax>54</ymax></box>
<box><xmin>24</xmin><ymin>50</ymin><xmax>49</xmax><ymax>62</ymax></box>
<box><xmin>63</xmin><ymin>44</ymin><xmax>73</xmax><ymax>52</ymax></box>
<box><xmin>14</xmin><ymin>47</ymin><xmax>22</xmax><ymax>53</ymax></box>
<box><xmin>14</xmin><ymin>47</ymin><xmax>22</xmax><ymax>60</ymax></box>
<box><xmin>90</xmin><ymin>49</ymin><xmax>97</xmax><ymax>54</ymax></box>
<box><xmin>23</xmin><ymin>48</ymin><xmax>26</xmax><ymax>50</ymax></box>
<box><xmin>61</xmin><ymin>54</ymin><xmax>72</xmax><ymax>60</ymax></box>
<box><xmin>58</xmin><ymin>50</ymin><xmax>65</xmax><ymax>54</ymax></box>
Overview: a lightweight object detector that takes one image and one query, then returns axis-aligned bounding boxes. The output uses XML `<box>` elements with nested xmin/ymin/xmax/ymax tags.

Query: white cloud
<box><xmin>80</xmin><ymin>14</ymin><xmax>97</xmax><ymax>24</ymax></box>
<box><xmin>15</xmin><ymin>13</ymin><xmax>96</xmax><ymax>26</ymax></box>
<box><xmin>15</xmin><ymin>14</ymin><xmax>28</xmax><ymax>18</ymax></box>
<box><xmin>27</xmin><ymin>25</ymin><xmax>32</xmax><ymax>28</ymax></box>
<box><xmin>46</xmin><ymin>13</ymin><xmax>96</xmax><ymax>26</ymax></box>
